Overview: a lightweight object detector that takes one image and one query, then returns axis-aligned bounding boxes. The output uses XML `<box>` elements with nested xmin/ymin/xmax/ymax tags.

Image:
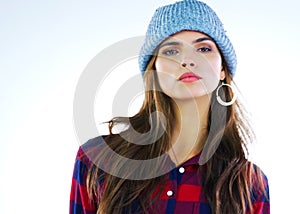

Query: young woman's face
<box><xmin>155</xmin><ymin>30</ymin><xmax>225</xmax><ymax>100</ymax></box>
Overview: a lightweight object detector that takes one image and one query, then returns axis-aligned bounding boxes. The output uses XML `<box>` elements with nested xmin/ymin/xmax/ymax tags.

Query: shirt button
<box><xmin>179</xmin><ymin>167</ymin><xmax>185</xmax><ymax>173</ymax></box>
<box><xmin>166</xmin><ymin>190</ymin><xmax>173</xmax><ymax>197</ymax></box>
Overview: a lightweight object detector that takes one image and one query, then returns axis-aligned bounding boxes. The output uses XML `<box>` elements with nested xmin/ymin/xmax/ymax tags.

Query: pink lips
<box><xmin>178</xmin><ymin>72</ymin><xmax>202</xmax><ymax>82</ymax></box>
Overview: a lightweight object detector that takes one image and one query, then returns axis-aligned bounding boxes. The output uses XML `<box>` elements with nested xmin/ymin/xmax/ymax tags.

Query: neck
<box><xmin>169</xmin><ymin>95</ymin><xmax>211</xmax><ymax>165</ymax></box>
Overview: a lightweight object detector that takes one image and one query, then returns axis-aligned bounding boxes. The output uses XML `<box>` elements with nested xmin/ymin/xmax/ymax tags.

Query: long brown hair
<box><xmin>86</xmin><ymin>55</ymin><xmax>266</xmax><ymax>213</ymax></box>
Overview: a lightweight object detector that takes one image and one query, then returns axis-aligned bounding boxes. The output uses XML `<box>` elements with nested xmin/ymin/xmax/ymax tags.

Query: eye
<box><xmin>162</xmin><ymin>49</ymin><xmax>179</xmax><ymax>56</ymax></box>
<box><xmin>197</xmin><ymin>47</ymin><xmax>211</xmax><ymax>52</ymax></box>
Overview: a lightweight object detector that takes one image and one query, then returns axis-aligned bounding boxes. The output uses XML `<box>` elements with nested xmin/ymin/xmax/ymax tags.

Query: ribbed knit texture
<box><xmin>139</xmin><ymin>0</ymin><xmax>237</xmax><ymax>76</ymax></box>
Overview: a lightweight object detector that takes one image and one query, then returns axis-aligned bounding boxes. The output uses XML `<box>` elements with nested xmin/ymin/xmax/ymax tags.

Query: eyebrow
<box><xmin>192</xmin><ymin>37</ymin><xmax>214</xmax><ymax>43</ymax></box>
<box><xmin>159</xmin><ymin>37</ymin><xmax>214</xmax><ymax>48</ymax></box>
<box><xmin>159</xmin><ymin>41</ymin><xmax>181</xmax><ymax>48</ymax></box>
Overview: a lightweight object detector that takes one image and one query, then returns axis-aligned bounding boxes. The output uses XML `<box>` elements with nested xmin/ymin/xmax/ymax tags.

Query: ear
<box><xmin>220</xmin><ymin>68</ymin><xmax>226</xmax><ymax>81</ymax></box>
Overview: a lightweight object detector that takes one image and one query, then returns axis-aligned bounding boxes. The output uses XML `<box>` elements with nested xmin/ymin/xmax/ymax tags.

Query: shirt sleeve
<box><xmin>70</xmin><ymin>147</ymin><xmax>97</xmax><ymax>214</ymax></box>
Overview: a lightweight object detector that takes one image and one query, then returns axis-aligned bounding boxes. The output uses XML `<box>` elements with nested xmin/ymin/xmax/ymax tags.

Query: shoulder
<box><xmin>246</xmin><ymin>162</ymin><xmax>271</xmax><ymax>213</ymax></box>
<box><xmin>74</xmin><ymin>134</ymin><xmax>122</xmax><ymax>174</ymax></box>
<box><xmin>249</xmin><ymin>162</ymin><xmax>269</xmax><ymax>187</ymax></box>
<box><xmin>76</xmin><ymin>135</ymin><xmax>109</xmax><ymax>164</ymax></box>
<box><xmin>72</xmin><ymin>135</ymin><xmax>109</xmax><ymax>182</ymax></box>
<box><xmin>70</xmin><ymin>136</ymin><xmax>108</xmax><ymax>213</ymax></box>
<box><xmin>247</xmin><ymin>162</ymin><xmax>270</xmax><ymax>204</ymax></box>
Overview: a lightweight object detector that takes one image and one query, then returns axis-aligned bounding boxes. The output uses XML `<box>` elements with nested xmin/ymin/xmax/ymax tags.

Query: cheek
<box><xmin>155</xmin><ymin>58</ymin><xmax>179</xmax><ymax>75</ymax></box>
<box><xmin>156</xmin><ymin>71</ymin><xmax>176</xmax><ymax>95</ymax></box>
<box><xmin>203</xmin><ymin>55</ymin><xmax>222</xmax><ymax>75</ymax></box>
<box><xmin>155</xmin><ymin>58</ymin><xmax>179</xmax><ymax>92</ymax></box>
<box><xmin>202</xmin><ymin>73</ymin><xmax>220</xmax><ymax>94</ymax></box>
<box><xmin>198</xmin><ymin>57</ymin><xmax>222</xmax><ymax>93</ymax></box>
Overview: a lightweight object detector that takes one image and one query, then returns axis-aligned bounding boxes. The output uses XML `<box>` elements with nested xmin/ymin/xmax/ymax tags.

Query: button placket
<box><xmin>165</xmin><ymin>169</ymin><xmax>179</xmax><ymax>198</ymax></box>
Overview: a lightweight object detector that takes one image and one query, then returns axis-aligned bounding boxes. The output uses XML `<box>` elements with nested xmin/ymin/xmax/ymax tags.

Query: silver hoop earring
<box><xmin>216</xmin><ymin>82</ymin><xmax>237</xmax><ymax>106</ymax></box>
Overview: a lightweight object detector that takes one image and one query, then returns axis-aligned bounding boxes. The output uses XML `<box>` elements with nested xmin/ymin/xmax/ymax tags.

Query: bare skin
<box><xmin>155</xmin><ymin>30</ymin><xmax>225</xmax><ymax>165</ymax></box>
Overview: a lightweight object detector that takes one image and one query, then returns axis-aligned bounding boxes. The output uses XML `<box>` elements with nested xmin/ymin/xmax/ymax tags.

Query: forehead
<box><xmin>162</xmin><ymin>30</ymin><xmax>212</xmax><ymax>43</ymax></box>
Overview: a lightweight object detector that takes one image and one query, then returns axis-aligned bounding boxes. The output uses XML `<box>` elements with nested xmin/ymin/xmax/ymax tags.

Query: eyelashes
<box><xmin>162</xmin><ymin>49</ymin><xmax>179</xmax><ymax>56</ymax></box>
<box><xmin>160</xmin><ymin>46</ymin><xmax>212</xmax><ymax>56</ymax></box>
<box><xmin>196</xmin><ymin>47</ymin><xmax>212</xmax><ymax>52</ymax></box>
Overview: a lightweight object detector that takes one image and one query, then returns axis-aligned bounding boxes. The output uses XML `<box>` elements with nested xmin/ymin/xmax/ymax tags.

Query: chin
<box><xmin>168</xmin><ymin>92</ymin><xmax>211</xmax><ymax>101</ymax></box>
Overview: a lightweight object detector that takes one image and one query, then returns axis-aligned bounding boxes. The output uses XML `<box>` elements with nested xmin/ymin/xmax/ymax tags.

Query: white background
<box><xmin>1</xmin><ymin>0</ymin><xmax>299</xmax><ymax>213</ymax></box>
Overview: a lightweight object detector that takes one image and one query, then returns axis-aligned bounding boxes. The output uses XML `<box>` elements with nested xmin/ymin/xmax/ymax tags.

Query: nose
<box><xmin>181</xmin><ymin>58</ymin><xmax>196</xmax><ymax>68</ymax></box>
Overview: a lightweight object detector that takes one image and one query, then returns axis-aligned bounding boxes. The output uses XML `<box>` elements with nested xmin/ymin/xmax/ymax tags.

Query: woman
<box><xmin>70</xmin><ymin>0</ymin><xmax>270</xmax><ymax>213</ymax></box>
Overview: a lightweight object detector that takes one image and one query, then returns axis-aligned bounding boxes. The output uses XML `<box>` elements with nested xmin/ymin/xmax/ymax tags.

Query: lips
<box><xmin>178</xmin><ymin>72</ymin><xmax>202</xmax><ymax>82</ymax></box>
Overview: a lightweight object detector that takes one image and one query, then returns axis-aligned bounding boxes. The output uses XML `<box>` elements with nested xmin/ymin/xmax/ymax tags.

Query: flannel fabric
<box><xmin>70</xmin><ymin>136</ymin><xmax>270</xmax><ymax>213</ymax></box>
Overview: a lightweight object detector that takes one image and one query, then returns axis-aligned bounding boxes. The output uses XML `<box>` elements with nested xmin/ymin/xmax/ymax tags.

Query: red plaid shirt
<box><xmin>70</xmin><ymin>136</ymin><xmax>270</xmax><ymax>213</ymax></box>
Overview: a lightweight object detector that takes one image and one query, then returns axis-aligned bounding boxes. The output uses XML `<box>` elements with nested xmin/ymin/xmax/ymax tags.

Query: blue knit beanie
<box><xmin>139</xmin><ymin>0</ymin><xmax>237</xmax><ymax>77</ymax></box>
